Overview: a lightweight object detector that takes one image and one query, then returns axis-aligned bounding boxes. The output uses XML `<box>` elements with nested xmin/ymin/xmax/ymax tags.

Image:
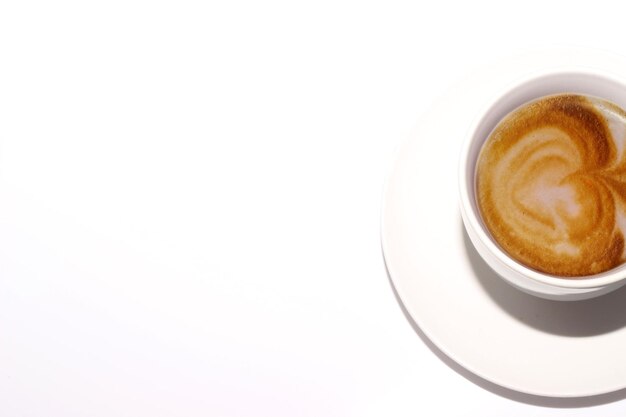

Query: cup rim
<box><xmin>459</xmin><ymin>68</ymin><xmax>626</xmax><ymax>290</ymax></box>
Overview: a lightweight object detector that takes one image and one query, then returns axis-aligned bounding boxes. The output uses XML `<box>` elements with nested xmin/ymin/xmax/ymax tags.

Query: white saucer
<box><xmin>381</xmin><ymin>48</ymin><xmax>626</xmax><ymax>398</ymax></box>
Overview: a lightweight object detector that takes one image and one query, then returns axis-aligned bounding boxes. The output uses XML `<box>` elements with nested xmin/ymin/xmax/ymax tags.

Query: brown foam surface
<box><xmin>477</xmin><ymin>94</ymin><xmax>626</xmax><ymax>277</ymax></box>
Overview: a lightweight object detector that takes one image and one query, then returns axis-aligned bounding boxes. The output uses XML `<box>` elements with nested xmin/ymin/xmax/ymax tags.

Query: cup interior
<box><xmin>463</xmin><ymin>71</ymin><xmax>626</xmax><ymax>288</ymax></box>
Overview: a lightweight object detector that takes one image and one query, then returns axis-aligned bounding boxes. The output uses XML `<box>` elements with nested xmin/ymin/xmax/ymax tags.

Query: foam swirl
<box><xmin>476</xmin><ymin>94</ymin><xmax>626</xmax><ymax>277</ymax></box>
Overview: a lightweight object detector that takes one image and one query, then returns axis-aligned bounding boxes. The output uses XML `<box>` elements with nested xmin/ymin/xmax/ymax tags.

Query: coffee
<box><xmin>476</xmin><ymin>94</ymin><xmax>626</xmax><ymax>277</ymax></box>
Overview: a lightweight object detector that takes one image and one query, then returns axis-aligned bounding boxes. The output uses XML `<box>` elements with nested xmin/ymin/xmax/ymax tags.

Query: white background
<box><xmin>1</xmin><ymin>0</ymin><xmax>626</xmax><ymax>415</ymax></box>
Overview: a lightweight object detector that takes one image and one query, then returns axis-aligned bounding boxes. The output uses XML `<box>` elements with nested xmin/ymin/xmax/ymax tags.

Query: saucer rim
<box><xmin>381</xmin><ymin>47</ymin><xmax>626</xmax><ymax>398</ymax></box>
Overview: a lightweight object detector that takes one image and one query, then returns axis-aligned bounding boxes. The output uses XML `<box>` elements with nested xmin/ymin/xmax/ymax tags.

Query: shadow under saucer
<box><xmin>382</xmin><ymin>220</ymin><xmax>626</xmax><ymax>407</ymax></box>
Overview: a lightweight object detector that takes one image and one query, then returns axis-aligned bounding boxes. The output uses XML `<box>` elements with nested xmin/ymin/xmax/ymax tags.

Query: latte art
<box><xmin>476</xmin><ymin>94</ymin><xmax>626</xmax><ymax>277</ymax></box>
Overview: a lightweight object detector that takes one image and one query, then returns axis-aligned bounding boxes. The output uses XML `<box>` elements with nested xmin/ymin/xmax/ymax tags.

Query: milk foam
<box><xmin>477</xmin><ymin>94</ymin><xmax>626</xmax><ymax>277</ymax></box>
<box><xmin>597</xmin><ymin>97</ymin><xmax>626</xmax><ymax>258</ymax></box>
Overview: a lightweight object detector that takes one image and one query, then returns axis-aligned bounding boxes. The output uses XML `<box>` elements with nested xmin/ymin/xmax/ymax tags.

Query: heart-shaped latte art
<box><xmin>477</xmin><ymin>94</ymin><xmax>626</xmax><ymax>277</ymax></box>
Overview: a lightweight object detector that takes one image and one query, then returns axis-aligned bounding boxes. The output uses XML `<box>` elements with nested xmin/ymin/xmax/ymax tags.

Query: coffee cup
<box><xmin>459</xmin><ymin>70</ymin><xmax>626</xmax><ymax>300</ymax></box>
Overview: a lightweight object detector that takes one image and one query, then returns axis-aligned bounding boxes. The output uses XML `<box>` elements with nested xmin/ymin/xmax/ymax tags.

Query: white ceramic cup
<box><xmin>459</xmin><ymin>70</ymin><xmax>626</xmax><ymax>301</ymax></box>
